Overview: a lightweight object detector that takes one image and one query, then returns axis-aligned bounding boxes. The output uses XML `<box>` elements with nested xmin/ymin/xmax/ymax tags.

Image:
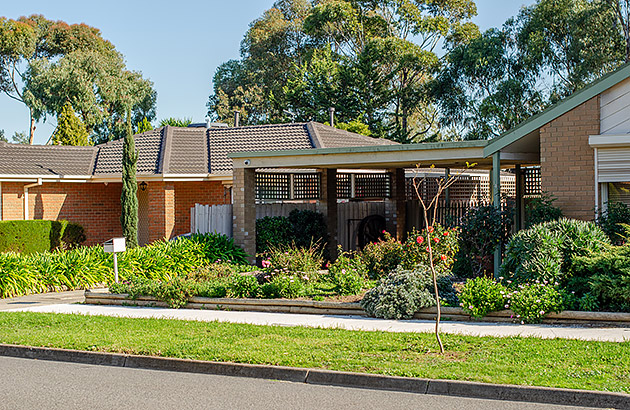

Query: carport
<box><xmin>229</xmin><ymin>140</ymin><xmax>539</xmax><ymax>273</ymax></box>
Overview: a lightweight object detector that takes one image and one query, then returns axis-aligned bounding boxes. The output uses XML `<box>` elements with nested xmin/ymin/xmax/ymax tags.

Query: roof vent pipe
<box><xmin>234</xmin><ymin>111</ymin><xmax>240</xmax><ymax>127</ymax></box>
<box><xmin>328</xmin><ymin>107</ymin><xmax>335</xmax><ymax>127</ymax></box>
<box><xmin>205</xmin><ymin>116</ymin><xmax>211</xmax><ymax>129</ymax></box>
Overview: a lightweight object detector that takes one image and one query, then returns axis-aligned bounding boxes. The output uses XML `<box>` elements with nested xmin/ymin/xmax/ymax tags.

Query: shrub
<box><xmin>400</xmin><ymin>225</ymin><xmax>459</xmax><ymax>273</ymax></box>
<box><xmin>196</xmin><ymin>280</ymin><xmax>229</xmax><ymax>298</ymax></box>
<box><xmin>361</xmin><ymin>267</ymin><xmax>434</xmax><ymax>320</ymax></box>
<box><xmin>359</xmin><ymin>232</ymin><xmax>404</xmax><ymax>279</ymax></box>
<box><xmin>255</xmin><ymin>210</ymin><xmax>328</xmax><ymax>253</ymax></box>
<box><xmin>227</xmin><ymin>274</ymin><xmax>260</xmax><ymax>298</ymax></box>
<box><xmin>500</xmin><ymin>219</ymin><xmax>610</xmax><ymax>286</ymax></box>
<box><xmin>260</xmin><ymin>243</ymin><xmax>323</xmax><ymax>278</ymax></box>
<box><xmin>0</xmin><ymin>220</ymin><xmax>85</xmax><ymax>254</ymax></box>
<box><xmin>454</xmin><ymin>206</ymin><xmax>513</xmax><ymax>278</ymax></box>
<box><xmin>507</xmin><ymin>282</ymin><xmax>564</xmax><ymax>324</ymax></box>
<box><xmin>526</xmin><ymin>193</ymin><xmax>563</xmax><ymax>227</ymax></box>
<box><xmin>327</xmin><ymin>250</ymin><xmax>368</xmax><ymax>295</ymax></box>
<box><xmin>260</xmin><ymin>274</ymin><xmax>305</xmax><ymax>299</ymax></box>
<box><xmin>288</xmin><ymin>209</ymin><xmax>328</xmax><ymax>250</ymax></box>
<box><xmin>572</xmin><ymin>246</ymin><xmax>630</xmax><ymax>312</ymax></box>
<box><xmin>597</xmin><ymin>202</ymin><xmax>630</xmax><ymax>245</ymax></box>
<box><xmin>185</xmin><ymin>233</ymin><xmax>248</xmax><ymax>264</ymax></box>
<box><xmin>256</xmin><ymin>216</ymin><xmax>293</xmax><ymax>253</ymax></box>
<box><xmin>459</xmin><ymin>277</ymin><xmax>506</xmax><ymax>318</ymax></box>
<box><xmin>154</xmin><ymin>277</ymin><xmax>196</xmax><ymax>308</ymax></box>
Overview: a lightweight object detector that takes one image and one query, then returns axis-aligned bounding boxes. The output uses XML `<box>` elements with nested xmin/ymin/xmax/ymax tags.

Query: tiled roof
<box><xmin>208</xmin><ymin>123</ymin><xmax>313</xmax><ymax>172</ymax></box>
<box><xmin>309</xmin><ymin>122</ymin><xmax>398</xmax><ymax>148</ymax></box>
<box><xmin>0</xmin><ymin>122</ymin><xmax>399</xmax><ymax>178</ymax></box>
<box><xmin>93</xmin><ymin>128</ymin><xmax>164</xmax><ymax>175</ymax></box>
<box><xmin>0</xmin><ymin>141</ymin><xmax>96</xmax><ymax>176</ymax></box>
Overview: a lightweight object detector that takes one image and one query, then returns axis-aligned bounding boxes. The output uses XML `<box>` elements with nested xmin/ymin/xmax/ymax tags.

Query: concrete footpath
<box><xmin>8</xmin><ymin>301</ymin><xmax>630</xmax><ymax>342</ymax></box>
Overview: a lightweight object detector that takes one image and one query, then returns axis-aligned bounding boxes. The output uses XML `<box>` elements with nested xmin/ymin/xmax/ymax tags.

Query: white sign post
<box><xmin>104</xmin><ymin>238</ymin><xmax>126</xmax><ymax>283</ymax></box>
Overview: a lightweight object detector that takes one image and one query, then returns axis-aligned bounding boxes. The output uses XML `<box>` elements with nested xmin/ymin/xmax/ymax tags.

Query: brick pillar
<box><xmin>148</xmin><ymin>182</ymin><xmax>175</xmax><ymax>242</ymax></box>
<box><xmin>385</xmin><ymin>168</ymin><xmax>406</xmax><ymax>241</ymax></box>
<box><xmin>318</xmin><ymin>169</ymin><xmax>338</xmax><ymax>260</ymax></box>
<box><xmin>233</xmin><ymin>168</ymin><xmax>256</xmax><ymax>264</ymax></box>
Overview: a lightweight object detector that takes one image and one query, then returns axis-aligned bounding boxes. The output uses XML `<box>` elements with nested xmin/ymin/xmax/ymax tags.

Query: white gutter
<box><xmin>23</xmin><ymin>178</ymin><xmax>42</xmax><ymax>220</ymax></box>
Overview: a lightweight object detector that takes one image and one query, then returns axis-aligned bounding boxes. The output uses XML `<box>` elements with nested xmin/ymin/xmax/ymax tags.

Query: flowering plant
<box><xmin>400</xmin><ymin>225</ymin><xmax>459</xmax><ymax>272</ymax></box>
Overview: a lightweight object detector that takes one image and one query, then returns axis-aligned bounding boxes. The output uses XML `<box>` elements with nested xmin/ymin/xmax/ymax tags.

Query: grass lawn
<box><xmin>0</xmin><ymin>311</ymin><xmax>628</xmax><ymax>393</ymax></box>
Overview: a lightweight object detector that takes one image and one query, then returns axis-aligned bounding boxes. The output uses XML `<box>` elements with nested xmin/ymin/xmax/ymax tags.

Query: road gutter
<box><xmin>0</xmin><ymin>343</ymin><xmax>627</xmax><ymax>409</ymax></box>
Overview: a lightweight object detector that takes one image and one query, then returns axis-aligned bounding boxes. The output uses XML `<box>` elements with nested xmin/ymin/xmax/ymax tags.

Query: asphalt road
<box><xmin>0</xmin><ymin>356</ymin><xmax>597</xmax><ymax>410</ymax></box>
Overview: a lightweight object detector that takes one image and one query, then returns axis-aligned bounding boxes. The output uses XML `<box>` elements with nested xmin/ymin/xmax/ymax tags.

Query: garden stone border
<box><xmin>0</xmin><ymin>343</ymin><xmax>627</xmax><ymax>409</ymax></box>
<box><xmin>84</xmin><ymin>290</ymin><xmax>630</xmax><ymax>327</ymax></box>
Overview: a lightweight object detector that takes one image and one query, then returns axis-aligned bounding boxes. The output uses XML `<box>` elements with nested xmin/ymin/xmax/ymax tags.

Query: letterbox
<box><xmin>104</xmin><ymin>237</ymin><xmax>126</xmax><ymax>253</ymax></box>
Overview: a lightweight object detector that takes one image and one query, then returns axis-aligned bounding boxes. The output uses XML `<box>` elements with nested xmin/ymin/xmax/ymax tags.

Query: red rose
<box><xmin>427</xmin><ymin>226</ymin><xmax>434</xmax><ymax>233</ymax></box>
<box><xmin>440</xmin><ymin>255</ymin><xmax>447</xmax><ymax>261</ymax></box>
<box><xmin>443</xmin><ymin>231</ymin><xmax>449</xmax><ymax>236</ymax></box>
<box><xmin>433</xmin><ymin>237</ymin><xmax>440</xmax><ymax>243</ymax></box>
<box><xmin>416</xmin><ymin>236</ymin><xmax>424</xmax><ymax>244</ymax></box>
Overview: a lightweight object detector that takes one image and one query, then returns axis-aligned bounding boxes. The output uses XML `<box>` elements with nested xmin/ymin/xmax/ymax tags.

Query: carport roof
<box><xmin>229</xmin><ymin>140</ymin><xmax>538</xmax><ymax>170</ymax></box>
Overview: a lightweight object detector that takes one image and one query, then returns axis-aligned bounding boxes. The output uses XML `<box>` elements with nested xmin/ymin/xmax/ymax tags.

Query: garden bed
<box><xmin>84</xmin><ymin>289</ymin><xmax>630</xmax><ymax>327</ymax></box>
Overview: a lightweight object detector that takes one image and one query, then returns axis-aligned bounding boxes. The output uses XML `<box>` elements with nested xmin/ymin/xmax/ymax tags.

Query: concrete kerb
<box><xmin>0</xmin><ymin>344</ymin><xmax>627</xmax><ymax>409</ymax></box>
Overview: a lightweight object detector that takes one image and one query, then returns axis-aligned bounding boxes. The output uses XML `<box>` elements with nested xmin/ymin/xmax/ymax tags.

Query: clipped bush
<box><xmin>288</xmin><ymin>209</ymin><xmax>328</xmax><ymax>249</ymax></box>
<box><xmin>459</xmin><ymin>277</ymin><xmax>506</xmax><ymax>318</ymax></box>
<box><xmin>500</xmin><ymin>218</ymin><xmax>610</xmax><ymax>286</ymax></box>
<box><xmin>227</xmin><ymin>274</ymin><xmax>260</xmax><ymax>298</ymax></box>
<box><xmin>256</xmin><ymin>216</ymin><xmax>293</xmax><ymax>253</ymax></box>
<box><xmin>597</xmin><ymin>202</ymin><xmax>630</xmax><ymax>245</ymax></box>
<box><xmin>0</xmin><ymin>220</ymin><xmax>85</xmax><ymax>254</ymax></box>
<box><xmin>361</xmin><ymin>267</ymin><xmax>434</xmax><ymax>320</ymax></box>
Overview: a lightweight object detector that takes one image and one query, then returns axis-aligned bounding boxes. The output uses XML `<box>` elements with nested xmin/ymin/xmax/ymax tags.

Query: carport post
<box><xmin>492</xmin><ymin>152</ymin><xmax>502</xmax><ymax>277</ymax></box>
<box><xmin>232</xmin><ymin>167</ymin><xmax>257</xmax><ymax>264</ymax></box>
<box><xmin>318</xmin><ymin>169</ymin><xmax>338</xmax><ymax>260</ymax></box>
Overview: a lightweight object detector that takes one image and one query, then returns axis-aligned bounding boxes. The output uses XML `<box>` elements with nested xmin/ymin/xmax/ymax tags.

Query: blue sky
<box><xmin>0</xmin><ymin>0</ymin><xmax>534</xmax><ymax>145</ymax></box>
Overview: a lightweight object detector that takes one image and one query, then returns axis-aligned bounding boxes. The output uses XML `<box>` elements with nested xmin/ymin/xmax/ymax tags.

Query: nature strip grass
<box><xmin>0</xmin><ymin>312</ymin><xmax>628</xmax><ymax>393</ymax></box>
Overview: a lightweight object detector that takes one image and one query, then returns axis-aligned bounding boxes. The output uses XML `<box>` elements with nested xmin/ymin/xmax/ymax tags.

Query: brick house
<box><xmin>228</xmin><ymin>62</ymin><xmax>630</xmax><ymax>266</ymax></box>
<box><xmin>0</xmin><ymin>122</ymin><xmax>396</xmax><ymax>245</ymax></box>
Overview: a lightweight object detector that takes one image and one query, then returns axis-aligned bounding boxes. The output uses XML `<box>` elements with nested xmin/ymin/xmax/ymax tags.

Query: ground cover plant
<box><xmin>0</xmin><ymin>311</ymin><xmax>628</xmax><ymax>393</ymax></box>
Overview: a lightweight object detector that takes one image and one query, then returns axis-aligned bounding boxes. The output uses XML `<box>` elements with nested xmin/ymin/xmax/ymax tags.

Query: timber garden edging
<box><xmin>84</xmin><ymin>290</ymin><xmax>630</xmax><ymax>327</ymax></box>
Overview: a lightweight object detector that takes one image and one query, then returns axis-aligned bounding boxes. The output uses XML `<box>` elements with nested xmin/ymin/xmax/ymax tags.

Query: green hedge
<box><xmin>0</xmin><ymin>220</ymin><xmax>86</xmax><ymax>254</ymax></box>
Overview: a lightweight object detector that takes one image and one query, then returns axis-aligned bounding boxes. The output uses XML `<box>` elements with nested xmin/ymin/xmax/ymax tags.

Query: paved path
<box><xmin>0</xmin><ymin>356</ymin><xmax>593</xmax><ymax>410</ymax></box>
<box><xmin>0</xmin><ymin>289</ymin><xmax>86</xmax><ymax>311</ymax></box>
<box><xmin>8</xmin><ymin>300</ymin><xmax>630</xmax><ymax>342</ymax></box>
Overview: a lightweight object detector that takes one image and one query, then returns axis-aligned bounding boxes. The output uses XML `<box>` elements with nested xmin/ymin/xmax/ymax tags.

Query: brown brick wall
<box><xmin>1</xmin><ymin>180</ymin><xmax>228</xmax><ymax>246</ymax></box>
<box><xmin>540</xmin><ymin>96</ymin><xmax>599</xmax><ymax>220</ymax></box>
<box><xmin>1</xmin><ymin>182</ymin><xmax>123</xmax><ymax>245</ymax></box>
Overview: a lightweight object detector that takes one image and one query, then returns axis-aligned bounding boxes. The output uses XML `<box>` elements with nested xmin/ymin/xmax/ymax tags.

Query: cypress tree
<box><xmin>120</xmin><ymin>109</ymin><xmax>138</xmax><ymax>248</ymax></box>
<box><xmin>52</xmin><ymin>102</ymin><xmax>90</xmax><ymax>146</ymax></box>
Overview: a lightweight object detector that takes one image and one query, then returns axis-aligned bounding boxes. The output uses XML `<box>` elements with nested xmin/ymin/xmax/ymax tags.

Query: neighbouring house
<box><xmin>0</xmin><ymin>122</ymin><xmax>396</xmax><ymax>246</ymax></box>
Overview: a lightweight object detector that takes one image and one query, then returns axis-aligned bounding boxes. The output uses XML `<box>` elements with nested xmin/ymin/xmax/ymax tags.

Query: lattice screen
<box><xmin>524</xmin><ymin>167</ymin><xmax>542</xmax><ymax>197</ymax></box>
<box><xmin>293</xmin><ymin>173</ymin><xmax>320</xmax><ymax>199</ymax></box>
<box><xmin>256</xmin><ymin>173</ymin><xmax>290</xmax><ymax>200</ymax></box>
<box><xmin>355</xmin><ymin>173</ymin><xmax>391</xmax><ymax>198</ymax></box>
<box><xmin>336</xmin><ymin>173</ymin><xmax>352</xmax><ymax>198</ymax></box>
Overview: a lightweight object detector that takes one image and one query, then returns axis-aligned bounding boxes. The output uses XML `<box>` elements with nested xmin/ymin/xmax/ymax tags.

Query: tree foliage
<box><xmin>135</xmin><ymin>117</ymin><xmax>153</xmax><ymax>134</ymax></box>
<box><xmin>159</xmin><ymin>117</ymin><xmax>192</xmax><ymax>127</ymax></box>
<box><xmin>52</xmin><ymin>101</ymin><xmax>90</xmax><ymax>146</ymax></box>
<box><xmin>0</xmin><ymin>15</ymin><xmax>156</xmax><ymax>144</ymax></box>
<box><xmin>208</xmin><ymin>0</ymin><xmax>477</xmax><ymax>142</ymax></box>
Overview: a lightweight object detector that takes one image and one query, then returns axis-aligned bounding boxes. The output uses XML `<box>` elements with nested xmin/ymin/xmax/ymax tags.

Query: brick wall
<box><xmin>1</xmin><ymin>180</ymin><xmax>229</xmax><ymax>246</ymax></box>
<box><xmin>173</xmin><ymin>181</ymin><xmax>229</xmax><ymax>237</ymax></box>
<box><xmin>1</xmin><ymin>182</ymin><xmax>123</xmax><ymax>245</ymax></box>
<box><xmin>540</xmin><ymin>96</ymin><xmax>599</xmax><ymax>220</ymax></box>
